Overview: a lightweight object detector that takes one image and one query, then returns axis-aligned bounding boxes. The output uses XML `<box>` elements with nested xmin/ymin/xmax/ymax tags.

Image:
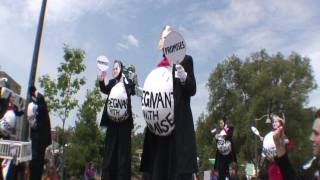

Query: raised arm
<box><xmin>180</xmin><ymin>55</ymin><xmax>196</xmax><ymax>96</ymax></box>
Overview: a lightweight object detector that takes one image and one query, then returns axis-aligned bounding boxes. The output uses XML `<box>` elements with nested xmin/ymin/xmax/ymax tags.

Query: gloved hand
<box><xmin>211</xmin><ymin>128</ymin><xmax>217</xmax><ymax>134</ymax></box>
<box><xmin>175</xmin><ymin>64</ymin><xmax>187</xmax><ymax>83</ymax></box>
<box><xmin>128</xmin><ymin>71</ymin><xmax>138</xmax><ymax>85</ymax></box>
<box><xmin>135</xmin><ymin>86</ymin><xmax>143</xmax><ymax>98</ymax></box>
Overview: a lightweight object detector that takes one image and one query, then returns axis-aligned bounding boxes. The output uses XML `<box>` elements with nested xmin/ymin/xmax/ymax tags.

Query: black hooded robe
<box><xmin>214</xmin><ymin>126</ymin><xmax>237</xmax><ymax>180</ymax></box>
<box><xmin>30</xmin><ymin>92</ymin><xmax>52</xmax><ymax>180</ymax></box>
<box><xmin>140</xmin><ymin>55</ymin><xmax>198</xmax><ymax>180</ymax></box>
<box><xmin>100</xmin><ymin>76</ymin><xmax>135</xmax><ymax>180</ymax></box>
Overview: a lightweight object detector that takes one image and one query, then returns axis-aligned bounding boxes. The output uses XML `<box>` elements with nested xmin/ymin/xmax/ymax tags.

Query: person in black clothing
<box><xmin>273</xmin><ymin>112</ymin><xmax>320</xmax><ymax>180</ymax></box>
<box><xmin>28</xmin><ymin>86</ymin><xmax>52</xmax><ymax>180</ymax></box>
<box><xmin>99</xmin><ymin>60</ymin><xmax>135</xmax><ymax>180</ymax></box>
<box><xmin>140</xmin><ymin>26</ymin><xmax>198</xmax><ymax>180</ymax></box>
<box><xmin>213</xmin><ymin>117</ymin><xmax>237</xmax><ymax>180</ymax></box>
<box><xmin>0</xmin><ymin>92</ymin><xmax>24</xmax><ymax>138</ymax></box>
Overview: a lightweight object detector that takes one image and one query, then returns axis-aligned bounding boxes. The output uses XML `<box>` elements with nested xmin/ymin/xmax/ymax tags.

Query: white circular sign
<box><xmin>215</xmin><ymin>131</ymin><xmax>232</xmax><ymax>155</ymax></box>
<box><xmin>217</xmin><ymin>139</ymin><xmax>232</xmax><ymax>155</ymax></box>
<box><xmin>163</xmin><ymin>31</ymin><xmax>186</xmax><ymax>65</ymax></box>
<box><xmin>0</xmin><ymin>110</ymin><xmax>16</xmax><ymax>136</ymax></box>
<box><xmin>27</xmin><ymin>102</ymin><xmax>38</xmax><ymax>128</ymax></box>
<box><xmin>97</xmin><ymin>55</ymin><xmax>109</xmax><ymax>72</ymax></box>
<box><xmin>107</xmin><ymin>82</ymin><xmax>128</xmax><ymax>122</ymax></box>
<box><xmin>262</xmin><ymin>131</ymin><xmax>277</xmax><ymax>160</ymax></box>
<box><xmin>142</xmin><ymin>67</ymin><xmax>174</xmax><ymax>136</ymax></box>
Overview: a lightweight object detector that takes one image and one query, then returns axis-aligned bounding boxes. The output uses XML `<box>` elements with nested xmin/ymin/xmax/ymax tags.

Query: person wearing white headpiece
<box><xmin>99</xmin><ymin>60</ymin><xmax>136</xmax><ymax>180</ymax></box>
<box><xmin>140</xmin><ymin>25</ymin><xmax>197</xmax><ymax>180</ymax></box>
<box><xmin>28</xmin><ymin>85</ymin><xmax>52</xmax><ymax>180</ymax></box>
<box><xmin>272</xmin><ymin>111</ymin><xmax>320</xmax><ymax>179</ymax></box>
<box><xmin>212</xmin><ymin>117</ymin><xmax>236</xmax><ymax>180</ymax></box>
<box><xmin>0</xmin><ymin>92</ymin><xmax>24</xmax><ymax>137</ymax></box>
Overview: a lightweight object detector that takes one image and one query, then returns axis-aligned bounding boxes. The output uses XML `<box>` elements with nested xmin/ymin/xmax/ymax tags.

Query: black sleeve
<box><xmin>225</xmin><ymin>126</ymin><xmax>234</xmax><ymax>140</ymax></box>
<box><xmin>14</xmin><ymin>105</ymin><xmax>24</xmax><ymax>116</ymax></box>
<box><xmin>123</xmin><ymin>78</ymin><xmax>136</xmax><ymax>96</ymax></box>
<box><xmin>275</xmin><ymin>154</ymin><xmax>301</xmax><ymax>180</ymax></box>
<box><xmin>99</xmin><ymin>79</ymin><xmax>114</xmax><ymax>95</ymax></box>
<box><xmin>214</xmin><ymin>147</ymin><xmax>220</xmax><ymax>170</ymax></box>
<box><xmin>181</xmin><ymin>55</ymin><xmax>196</xmax><ymax>96</ymax></box>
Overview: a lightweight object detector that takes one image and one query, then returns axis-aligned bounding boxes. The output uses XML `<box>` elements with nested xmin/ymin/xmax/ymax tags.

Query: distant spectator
<box><xmin>228</xmin><ymin>162</ymin><xmax>239</xmax><ymax>180</ymax></box>
<box><xmin>273</xmin><ymin>110</ymin><xmax>320</xmax><ymax>179</ymax></box>
<box><xmin>84</xmin><ymin>162</ymin><xmax>96</xmax><ymax>180</ymax></box>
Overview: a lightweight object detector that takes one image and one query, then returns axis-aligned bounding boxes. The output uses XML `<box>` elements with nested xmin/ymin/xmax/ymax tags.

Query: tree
<box><xmin>64</xmin><ymin>81</ymin><xmax>105</xmax><ymax>178</ymax></box>
<box><xmin>39</xmin><ymin>45</ymin><xmax>86</xmax><ymax>131</ymax></box>
<box><xmin>39</xmin><ymin>45</ymin><xmax>86</xmax><ymax>178</ymax></box>
<box><xmin>196</xmin><ymin>50</ymin><xmax>317</xmax><ymax>173</ymax></box>
<box><xmin>131</xmin><ymin>124</ymin><xmax>144</xmax><ymax>178</ymax></box>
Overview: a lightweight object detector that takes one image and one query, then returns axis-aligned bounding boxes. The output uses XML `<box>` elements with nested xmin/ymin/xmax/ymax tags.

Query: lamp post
<box><xmin>20</xmin><ymin>0</ymin><xmax>47</xmax><ymax>179</ymax></box>
<box><xmin>253</xmin><ymin>114</ymin><xmax>272</xmax><ymax>177</ymax></box>
<box><xmin>23</xmin><ymin>0</ymin><xmax>47</xmax><ymax>140</ymax></box>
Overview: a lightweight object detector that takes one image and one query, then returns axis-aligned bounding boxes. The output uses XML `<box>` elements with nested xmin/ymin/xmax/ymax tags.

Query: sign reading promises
<box><xmin>262</xmin><ymin>131</ymin><xmax>277</xmax><ymax>160</ymax></box>
<box><xmin>107</xmin><ymin>82</ymin><xmax>128</xmax><ymax>122</ymax></box>
<box><xmin>97</xmin><ymin>55</ymin><xmax>109</xmax><ymax>72</ymax></box>
<box><xmin>163</xmin><ymin>31</ymin><xmax>186</xmax><ymax>65</ymax></box>
<box><xmin>142</xmin><ymin>67</ymin><xmax>174</xmax><ymax>136</ymax></box>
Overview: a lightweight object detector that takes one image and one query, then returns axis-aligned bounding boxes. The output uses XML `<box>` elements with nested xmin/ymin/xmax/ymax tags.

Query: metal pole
<box><xmin>23</xmin><ymin>0</ymin><xmax>48</xmax><ymax>141</ymax></box>
<box><xmin>19</xmin><ymin>1</ymin><xmax>47</xmax><ymax>179</ymax></box>
<box><xmin>255</xmin><ymin>119</ymin><xmax>258</xmax><ymax>177</ymax></box>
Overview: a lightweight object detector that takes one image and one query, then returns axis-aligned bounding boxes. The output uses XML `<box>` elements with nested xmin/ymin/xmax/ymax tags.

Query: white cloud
<box><xmin>127</xmin><ymin>34</ymin><xmax>139</xmax><ymax>47</ymax></box>
<box><xmin>117</xmin><ymin>34</ymin><xmax>139</xmax><ymax>50</ymax></box>
<box><xmin>180</xmin><ymin>0</ymin><xmax>319</xmax><ymax>63</ymax></box>
<box><xmin>0</xmin><ymin>0</ymin><xmax>136</xmax><ymax>29</ymax></box>
<box><xmin>192</xmin><ymin>81</ymin><xmax>209</xmax><ymax>124</ymax></box>
<box><xmin>117</xmin><ymin>43</ymin><xmax>129</xmax><ymax>50</ymax></box>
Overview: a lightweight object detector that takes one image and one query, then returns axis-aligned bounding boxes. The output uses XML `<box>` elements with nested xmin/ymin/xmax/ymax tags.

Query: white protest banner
<box><xmin>262</xmin><ymin>131</ymin><xmax>277</xmax><ymax>160</ymax></box>
<box><xmin>97</xmin><ymin>55</ymin><xmax>109</xmax><ymax>72</ymax></box>
<box><xmin>0</xmin><ymin>110</ymin><xmax>16</xmax><ymax>136</ymax></box>
<box><xmin>107</xmin><ymin>82</ymin><xmax>128</xmax><ymax>122</ymax></box>
<box><xmin>142</xmin><ymin>67</ymin><xmax>174</xmax><ymax>136</ymax></box>
<box><xmin>27</xmin><ymin>102</ymin><xmax>38</xmax><ymax>128</ymax></box>
<box><xmin>163</xmin><ymin>31</ymin><xmax>186</xmax><ymax>65</ymax></box>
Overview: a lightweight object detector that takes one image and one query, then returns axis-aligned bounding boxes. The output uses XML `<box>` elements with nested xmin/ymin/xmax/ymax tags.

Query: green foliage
<box><xmin>196</xmin><ymin>50</ymin><xmax>317</xmax><ymax>172</ymax></box>
<box><xmin>64</xmin><ymin>81</ymin><xmax>105</xmax><ymax>178</ymax></box>
<box><xmin>38</xmin><ymin>45</ymin><xmax>86</xmax><ymax>178</ymax></box>
<box><xmin>131</xmin><ymin>129</ymin><xmax>144</xmax><ymax>177</ymax></box>
<box><xmin>39</xmin><ymin>45</ymin><xmax>86</xmax><ymax>129</ymax></box>
<box><xmin>54</xmin><ymin>126</ymin><xmax>73</xmax><ymax>147</ymax></box>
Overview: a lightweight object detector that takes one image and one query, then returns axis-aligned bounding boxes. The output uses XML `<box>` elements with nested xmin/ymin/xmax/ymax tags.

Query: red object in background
<box><xmin>157</xmin><ymin>56</ymin><xmax>170</xmax><ymax>67</ymax></box>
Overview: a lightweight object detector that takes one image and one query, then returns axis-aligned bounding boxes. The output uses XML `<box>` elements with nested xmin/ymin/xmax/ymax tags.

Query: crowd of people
<box><xmin>1</xmin><ymin>25</ymin><xmax>320</xmax><ymax>180</ymax></box>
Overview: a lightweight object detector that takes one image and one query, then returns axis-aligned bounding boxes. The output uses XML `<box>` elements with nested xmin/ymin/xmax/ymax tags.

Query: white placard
<box><xmin>142</xmin><ymin>67</ymin><xmax>174</xmax><ymax>136</ymax></box>
<box><xmin>163</xmin><ymin>31</ymin><xmax>186</xmax><ymax>65</ymax></box>
<box><xmin>97</xmin><ymin>55</ymin><xmax>109</xmax><ymax>72</ymax></box>
<box><xmin>107</xmin><ymin>82</ymin><xmax>128</xmax><ymax>122</ymax></box>
<box><xmin>262</xmin><ymin>131</ymin><xmax>277</xmax><ymax>160</ymax></box>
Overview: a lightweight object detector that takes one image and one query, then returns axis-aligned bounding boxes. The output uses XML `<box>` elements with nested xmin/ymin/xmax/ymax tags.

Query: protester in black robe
<box><xmin>213</xmin><ymin>117</ymin><xmax>237</xmax><ymax>180</ymax></box>
<box><xmin>0</xmin><ymin>92</ymin><xmax>24</xmax><ymax>139</ymax></box>
<box><xmin>99</xmin><ymin>60</ymin><xmax>135</xmax><ymax>180</ymax></box>
<box><xmin>0</xmin><ymin>93</ymin><xmax>24</xmax><ymax>120</ymax></box>
<box><xmin>28</xmin><ymin>86</ymin><xmax>52</xmax><ymax>180</ymax></box>
<box><xmin>140</xmin><ymin>53</ymin><xmax>197</xmax><ymax>180</ymax></box>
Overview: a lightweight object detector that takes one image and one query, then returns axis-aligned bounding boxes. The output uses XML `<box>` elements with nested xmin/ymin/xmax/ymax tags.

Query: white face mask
<box><xmin>158</xmin><ymin>25</ymin><xmax>172</xmax><ymax>50</ymax></box>
<box><xmin>112</xmin><ymin>63</ymin><xmax>121</xmax><ymax>79</ymax></box>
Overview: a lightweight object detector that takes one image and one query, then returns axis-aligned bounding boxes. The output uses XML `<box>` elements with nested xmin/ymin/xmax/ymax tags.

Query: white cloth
<box><xmin>175</xmin><ymin>64</ymin><xmax>187</xmax><ymax>83</ymax></box>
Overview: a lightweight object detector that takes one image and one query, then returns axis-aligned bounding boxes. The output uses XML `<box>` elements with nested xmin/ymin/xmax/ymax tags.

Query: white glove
<box><xmin>128</xmin><ymin>71</ymin><xmax>138</xmax><ymax>85</ymax></box>
<box><xmin>211</xmin><ymin>128</ymin><xmax>217</xmax><ymax>134</ymax></box>
<box><xmin>135</xmin><ymin>86</ymin><xmax>143</xmax><ymax>98</ymax></box>
<box><xmin>175</xmin><ymin>64</ymin><xmax>187</xmax><ymax>83</ymax></box>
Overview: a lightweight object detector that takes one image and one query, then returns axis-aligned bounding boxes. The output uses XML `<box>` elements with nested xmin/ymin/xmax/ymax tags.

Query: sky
<box><xmin>1</xmin><ymin>0</ymin><xmax>320</xmax><ymax>132</ymax></box>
